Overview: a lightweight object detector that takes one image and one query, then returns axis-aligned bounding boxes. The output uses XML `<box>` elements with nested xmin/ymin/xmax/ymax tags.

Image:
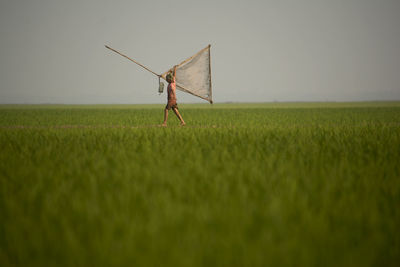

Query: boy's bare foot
<box><xmin>161</xmin><ymin>123</ymin><xmax>167</xmax><ymax>127</ymax></box>
<box><xmin>180</xmin><ymin>122</ymin><xmax>186</xmax><ymax>126</ymax></box>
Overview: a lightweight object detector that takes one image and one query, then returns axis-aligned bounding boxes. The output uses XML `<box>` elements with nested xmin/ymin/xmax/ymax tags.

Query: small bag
<box><xmin>158</xmin><ymin>77</ymin><xmax>164</xmax><ymax>94</ymax></box>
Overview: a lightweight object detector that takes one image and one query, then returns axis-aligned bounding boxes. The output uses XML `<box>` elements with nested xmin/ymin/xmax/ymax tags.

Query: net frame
<box><xmin>105</xmin><ymin>44</ymin><xmax>213</xmax><ymax>104</ymax></box>
<box><xmin>161</xmin><ymin>44</ymin><xmax>213</xmax><ymax>103</ymax></box>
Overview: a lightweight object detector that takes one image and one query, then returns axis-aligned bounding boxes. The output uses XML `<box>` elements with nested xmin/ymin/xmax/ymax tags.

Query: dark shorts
<box><xmin>165</xmin><ymin>102</ymin><xmax>178</xmax><ymax>110</ymax></box>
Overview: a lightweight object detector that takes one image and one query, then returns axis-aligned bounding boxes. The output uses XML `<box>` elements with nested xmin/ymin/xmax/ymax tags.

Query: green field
<box><xmin>1</xmin><ymin>102</ymin><xmax>399</xmax><ymax>267</ymax></box>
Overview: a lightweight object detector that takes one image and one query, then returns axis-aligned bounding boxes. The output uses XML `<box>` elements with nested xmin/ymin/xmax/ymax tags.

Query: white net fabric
<box><xmin>163</xmin><ymin>45</ymin><xmax>212</xmax><ymax>103</ymax></box>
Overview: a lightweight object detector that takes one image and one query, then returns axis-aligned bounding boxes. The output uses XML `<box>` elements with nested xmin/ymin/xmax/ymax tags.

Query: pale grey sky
<box><xmin>0</xmin><ymin>0</ymin><xmax>399</xmax><ymax>104</ymax></box>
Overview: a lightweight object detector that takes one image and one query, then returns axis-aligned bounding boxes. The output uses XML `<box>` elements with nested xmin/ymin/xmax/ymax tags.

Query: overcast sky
<box><xmin>0</xmin><ymin>0</ymin><xmax>399</xmax><ymax>104</ymax></box>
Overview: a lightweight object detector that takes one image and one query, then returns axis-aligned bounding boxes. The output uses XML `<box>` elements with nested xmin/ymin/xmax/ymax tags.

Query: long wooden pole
<box><xmin>105</xmin><ymin>45</ymin><xmax>160</xmax><ymax>77</ymax></box>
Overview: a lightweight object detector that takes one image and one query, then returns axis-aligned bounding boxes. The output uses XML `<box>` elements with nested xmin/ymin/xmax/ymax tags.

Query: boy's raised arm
<box><xmin>173</xmin><ymin>65</ymin><xmax>177</xmax><ymax>79</ymax></box>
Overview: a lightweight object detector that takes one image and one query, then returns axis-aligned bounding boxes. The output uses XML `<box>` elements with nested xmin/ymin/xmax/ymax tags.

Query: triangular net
<box><xmin>162</xmin><ymin>45</ymin><xmax>212</xmax><ymax>103</ymax></box>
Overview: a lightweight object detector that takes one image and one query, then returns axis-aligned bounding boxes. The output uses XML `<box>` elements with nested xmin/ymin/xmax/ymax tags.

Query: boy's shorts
<box><xmin>165</xmin><ymin>102</ymin><xmax>178</xmax><ymax>110</ymax></box>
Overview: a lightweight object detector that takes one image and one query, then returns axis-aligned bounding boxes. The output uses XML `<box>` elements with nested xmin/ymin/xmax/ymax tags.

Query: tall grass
<box><xmin>0</xmin><ymin>103</ymin><xmax>399</xmax><ymax>266</ymax></box>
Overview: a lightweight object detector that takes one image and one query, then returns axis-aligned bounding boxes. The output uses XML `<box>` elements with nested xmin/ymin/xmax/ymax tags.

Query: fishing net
<box><xmin>162</xmin><ymin>45</ymin><xmax>212</xmax><ymax>103</ymax></box>
<box><xmin>105</xmin><ymin>44</ymin><xmax>213</xmax><ymax>103</ymax></box>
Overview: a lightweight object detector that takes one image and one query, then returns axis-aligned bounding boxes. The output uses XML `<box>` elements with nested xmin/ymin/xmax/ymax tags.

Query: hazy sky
<box><xmin>1</xmin><ymin>0</ymin><xmax>399</xmax><ymax>104</ymax></box>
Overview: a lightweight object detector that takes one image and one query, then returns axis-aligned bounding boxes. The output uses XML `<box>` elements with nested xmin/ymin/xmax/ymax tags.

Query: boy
<box><xmin>162</xmin><ymin>65</ymin><xmax>185</xmax><ymax>126</ymax></box>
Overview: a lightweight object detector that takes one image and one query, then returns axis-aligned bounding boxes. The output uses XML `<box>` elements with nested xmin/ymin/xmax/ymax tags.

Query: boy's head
<box><xmin>166</xmin><ymin>72</ymin><xmax>174</xmax><ymax>83</ymax></box>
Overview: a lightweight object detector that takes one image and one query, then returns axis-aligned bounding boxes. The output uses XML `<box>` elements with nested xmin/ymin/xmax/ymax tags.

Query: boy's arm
<box><xmin>173</xmin><ymin>65</ymin><xmax>177</xmax><ymax>79</ymax></box>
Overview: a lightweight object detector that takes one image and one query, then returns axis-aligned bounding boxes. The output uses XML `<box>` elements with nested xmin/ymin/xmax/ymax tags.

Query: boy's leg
<box><xmin>162</xmin><ymin>108</ymin><xmax>168</xmax><ymax>126</ymax></box>
<box><xmin>172</xmin><ymin>107</ymin><xmax>185</xmax><ymax>125</ymax></box>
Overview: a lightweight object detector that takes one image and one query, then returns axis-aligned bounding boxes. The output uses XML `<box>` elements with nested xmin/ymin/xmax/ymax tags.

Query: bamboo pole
<box><xmin>105</xmin><ymin>45</ymin><xmax>160</xmax><ymax>77</ymax></box>
<box><xmin>176</xmin><ymin>84</ymin><xmax>211</xmax><ymax>102</ymax></box>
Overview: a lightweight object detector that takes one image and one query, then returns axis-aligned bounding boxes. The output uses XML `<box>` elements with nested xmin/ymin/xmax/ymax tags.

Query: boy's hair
<box><xmin>166</xmin><ymin>72</ymin><xmax>173</xmax><ymax>83</ymax></box>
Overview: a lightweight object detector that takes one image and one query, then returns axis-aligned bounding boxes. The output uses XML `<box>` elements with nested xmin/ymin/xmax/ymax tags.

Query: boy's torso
<box><xmin>167</xmin><ymin>82</ymin><xmax>177</xmax><ymax>102</ymax></box>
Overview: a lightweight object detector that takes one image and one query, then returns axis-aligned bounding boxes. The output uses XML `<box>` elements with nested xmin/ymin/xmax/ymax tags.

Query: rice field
<box><xmin>0</xmin><ymin>102</ymin><xmax>399</xmax><ymax>267</ymax></box>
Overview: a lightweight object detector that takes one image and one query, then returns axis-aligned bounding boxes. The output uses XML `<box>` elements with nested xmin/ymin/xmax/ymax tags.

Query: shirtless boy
<box><xmin>162</xmin><ymin>65</ymin><xmax>185</xmax><ymax>126</ymax></box>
